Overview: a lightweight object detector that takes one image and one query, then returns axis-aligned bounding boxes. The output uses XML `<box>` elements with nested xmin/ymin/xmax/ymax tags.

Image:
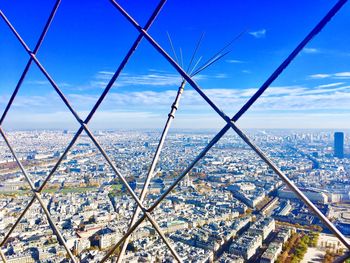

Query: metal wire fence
<box><xmin>0</xmin><ymin>0</ymin><xmax>349</xmax><ymax>262</ymax></box>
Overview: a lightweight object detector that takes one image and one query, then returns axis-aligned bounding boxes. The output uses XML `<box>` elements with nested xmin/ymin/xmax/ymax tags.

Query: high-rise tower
<box><xmin>334</xmin><ymin>132</ymin><xmax>344</xmax><ymax>158</ymax></box>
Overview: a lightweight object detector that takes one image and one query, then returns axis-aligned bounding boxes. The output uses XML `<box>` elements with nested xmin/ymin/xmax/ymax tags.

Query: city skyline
<box><xmin>0</xmin><ymin>129</ymin><xmax>349</xmax><ymax>262</ymax></box>
<box><xmin>1</xmin><ymin>0</ymin><xmax>350</xmax><ymax>129</ymax></box>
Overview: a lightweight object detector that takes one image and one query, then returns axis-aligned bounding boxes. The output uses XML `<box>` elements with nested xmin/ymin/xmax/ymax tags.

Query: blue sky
<box><xmin>0</xmin><ymin>0</ymin><xmax>350</xmax><ymax>130</ymax></box>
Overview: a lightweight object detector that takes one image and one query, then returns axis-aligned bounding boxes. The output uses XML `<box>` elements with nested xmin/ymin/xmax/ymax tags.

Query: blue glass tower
<box><xmin>334</xmin><ymin>132</ymin><xmax>344</xmax><ymax>158</ymax></box>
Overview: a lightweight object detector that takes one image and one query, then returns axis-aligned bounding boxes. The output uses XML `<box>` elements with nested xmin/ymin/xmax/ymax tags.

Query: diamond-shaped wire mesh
<box><xmin>0</xmin><ymin>0</ymin><xmax>349</xmax><ymax>262</ymax></box>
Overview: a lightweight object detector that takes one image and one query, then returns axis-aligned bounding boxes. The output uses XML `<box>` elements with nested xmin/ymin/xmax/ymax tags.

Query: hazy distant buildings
<box><xmin>334</xmin><ymin>132</ymin><xmax>344</xmax><ymax>158</ymax></box>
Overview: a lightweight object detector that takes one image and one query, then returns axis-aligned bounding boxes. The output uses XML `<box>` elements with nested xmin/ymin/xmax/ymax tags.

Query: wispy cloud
<box><xmin>3</xmin><ymin>83</ymin><xmax>350</xmax><ymax>129</ymax></box>
<box><xmin>27</xmin><ymin>80</ymin><xmax>71</xmax><ymax>88</ymax></box>
<box><xmin>302</xmin><ymin>48</ymin><xmax>350</xmax><ymax>57</ymax></box>
<box><xmin>309</xmin><ymin>74</ymin><xmax>331</xmax><ymax>79</ymax></box>
<box><xmin>302</xmin><ymin>47</ymin><xmax>320</xmax><ymax>54</ymax></box>
<box><xmin>309</xmin><ymin>72</ymin><xmax>350</xmax><ymax>79</ymax></box>
<box><xmin>94</xmin><ymin>71</ymin><xmax>182</xmax><ymax>87</ymax></box>
<box><xmin>317</xmin><ymin>82</ymin><xmax>345</xmax><ymax>88</ymax></box>
<box><xmin>27</xmin><ymin>80</ymin><xmax>49</xmax><ymax>85</ymax></box>
<box><xmin>249</xmin><ymin>29</ymin><xmax>266</xmax><ymax>39</ymax></box>
<box><xmin>90</xmin><ymin>70</ymin><xmax>210</xmax><ymax>89</ymax></box>
<box><xmin>26</xmin><ymin>70</ymin><xmax>229</xmax><ymax>92</ymax></box>
<box><xmin>334</xmin><ymin>72</ymin><xmax>350</xmax><ymax>78</ymax></box>
<box><xmin>226</xmin><ymin>59</ymin><xmax>244</xmax><ymax>64</ymax></box>
<box><xmin>5</xmin><ymin>84</ymin><xmax>350</xmax><ymax>112</ymax></box>
<box><xmin>214</xmin><ymin>73</ymin><xmax>228</xmax><ymax>79</ymax></box>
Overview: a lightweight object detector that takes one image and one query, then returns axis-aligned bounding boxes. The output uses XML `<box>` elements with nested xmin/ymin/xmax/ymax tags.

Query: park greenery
<box><xmin>276</xmin><ymin>231</ymin><xmax>319</xmax><ymax>263</ymax></box>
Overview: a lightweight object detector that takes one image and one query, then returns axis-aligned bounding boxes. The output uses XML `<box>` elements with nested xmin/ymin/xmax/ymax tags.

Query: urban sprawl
<box><xmin>0</xmin><ymin>129</ymin><xmax>349</xmax><ymax>262</ymax></box>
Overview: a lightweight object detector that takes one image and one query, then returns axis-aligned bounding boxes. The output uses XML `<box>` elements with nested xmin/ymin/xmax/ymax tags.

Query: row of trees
<box><xmin>323</xmin><ymin>248</ymin><xmax>349</xmax><ymax>263</ymax></box>
<box><xmin>276</xmin><ymin>231</ymin><xmax>320</xmax><ymax>263</ymax></box>
<box><xmin>291</xmin><ymin>234</ymin><xmax>311</xmax><ymax>262</ymax></box>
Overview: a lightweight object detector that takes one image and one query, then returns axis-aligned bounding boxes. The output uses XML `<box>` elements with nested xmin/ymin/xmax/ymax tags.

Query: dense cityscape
<box><xmin>0</xmin><ymin>129</ymin><xmax>349</xmax><ymax>262</ymax></box>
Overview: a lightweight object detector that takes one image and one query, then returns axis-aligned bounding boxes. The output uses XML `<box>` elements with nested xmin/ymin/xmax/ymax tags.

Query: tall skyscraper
<box><xmin>334</xmin><ymin>132</ymin><xmax>344</xmax><ymax>158</ymax></box>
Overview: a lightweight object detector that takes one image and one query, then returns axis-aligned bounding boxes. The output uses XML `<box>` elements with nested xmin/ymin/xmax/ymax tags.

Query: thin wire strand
<box><xmin>186</xmin><ymin>32</ymin><xmax>205</xmax><ymax>73</ymax></box>
<box><xmin>188</xmin><ymin>56</ymin><xmax>202</xmax><ymax>76</ymax></box>
<box><xmin>193</xmin><ymin>29</ymin><xmax>246</xmax><ymax>76</ymax></box>
<box><xmin>179</xmin><ymin>47</ymin><xmax>184</xmax><ymax>69</ymax></box>
<box><xmin>192</xmin><ymin>50</ymin><xmax>230</xmax><ymax>77</ymax></box>
<box><xmin>167</xmin><ymin>31</ymin><xmax>180</xmax><ymax>65</ymax></box>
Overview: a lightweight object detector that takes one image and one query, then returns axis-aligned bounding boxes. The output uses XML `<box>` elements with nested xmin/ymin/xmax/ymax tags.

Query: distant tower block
<box><xmin>334</xmin><ymin>132</ymin><xmax>344</xmax><ymax>158</ymax></box>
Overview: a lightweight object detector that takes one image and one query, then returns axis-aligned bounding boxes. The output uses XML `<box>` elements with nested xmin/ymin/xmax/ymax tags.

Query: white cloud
<box><xmin>2</xmin><ymin>110</ymin><xmax>161</xmax><ymax>130</ymax></box>
<box><xmin>4</xmin><ymin>108</ymin><xmax>350</xmax><ymax>130</ymax></box>
<box><xmin>226</xmin><ymin>59</ymin><xmax>244</xmax><ymax>64</ymax></box>
<box><xmin>9</xmin><ymin>84</ymin><xmax>350</xmax><ymax>112</ymax></box>
<box><xmin>90</xmin><ymin>70</ymin><xmax>210</xmax><ymax>89</ymax></box>
<box><xmin>334</xmin><ymin>72</ymin><xmax>350</xmax><ymax>78</ymax></box>
<box><xmin>317</xmin><ymin>82</ymin><xmax>345</xmax><ymax>88</ymax></box>
<box><xmin>11</xmin><ymin>94</ymin><xmax>61</xmax><ymax>108</ymax></box>
<box><xmin>214</xmin><ymin>73</ymin><xmax>228</xmax><ymax>79</ymax></box>
<box><xmin>249</xmin><ymin>29</ymin><xmax>266</xmax><ymax>39</ymax></box>
<box><xmin>302</xmin><ymin>48</ymin><xmax>320</xmax><ymax>54</ymax></box>
<box><xmin>27</xmin><ymin>70</ymin><xmax>228</xmax><ymax>92</ymax></box>
<box><xmin>309</xmin><ymin>72</ymin><xmax>350</xmax><ymax>79</ymax></box>
<box><xmin>26</xmin><ymin>80</ymin><xmax>71</xmax><ymax>88</ymax></box>
<box><xmin>309</xmin><ymin>74</ymin><xmax>331</xmax><ymax>79</ymax></box>
<box><xmin>95</xmin><ymin>71</ymin><xmax>182</xmax><ymax>87</ymax></box>
<box><xmin>27</xmin><ymin>80</ymin><xmax>49</xmax><ymax>85</ymax></box>
<box><xmin>3</xmin><ymin>81</ymin><xmax>350</xmax><ymax>129</ymax></box>
<box><xmin>97</xmin><ymin>71</ymin><xmax>114</xmax><ymax>76</ymax></box>
<box><xmin>301</xmin><ymin>48</ymin><xmax>350</xmax><ymax>57</ymax></box>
